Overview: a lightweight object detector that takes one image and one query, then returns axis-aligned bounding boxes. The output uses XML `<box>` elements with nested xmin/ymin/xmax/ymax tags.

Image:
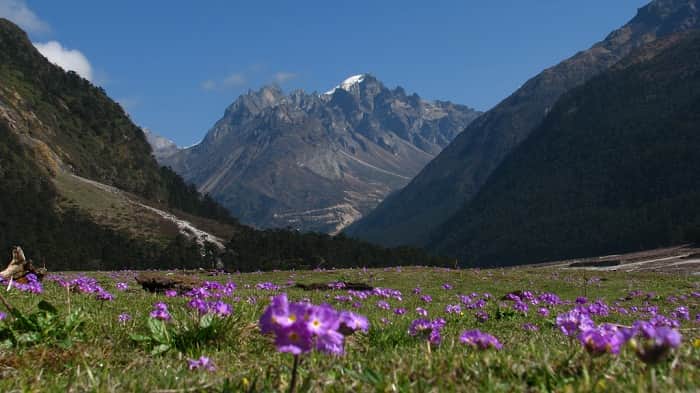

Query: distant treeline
<box><xmin>223</xmin><ymin>227</ymin><xmax>453</xmax><ymax>272</ymax></box>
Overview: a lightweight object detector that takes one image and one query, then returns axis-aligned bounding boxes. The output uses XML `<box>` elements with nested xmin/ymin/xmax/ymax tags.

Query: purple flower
<box><xmin>118</xmin><ymin>313</ymin><xmax>131</xmax><ymax>323</ymax></box>
<box><xmin>328</xmin><ymin>282</ymin><xmax>346</xmax><ymax>290</ymax></box>
<box><xmin>420</xmin><ymin>295</ymin><xmax>432</xmax><ymax>303</ymax></box>
<box><xmin>460</xmin><ymin>329</ymin><xmax>502</xmax><ymax>350</ymax></box>
<box><xmin>537</xmin><ymin>308</ymin><xmax>550</xmax><ymax>317</ymax></box>
<box><xmin>315</xmin><ymin>329</ymin><xmax>345</xmax><ymax>355</ymax></box>
<box><xmin>415</xmin><ymin>307</ymin><xmax>428</xmax><ymax>317</ymax></box>
<box><xmin>513</xmin><ymin>301</ymin><xmax>528</xmax><ymax>313</ymax></box>
<box><xmin>538</xmin><ymin>293</ymin><xmax>561</xmax><ymax>305</ymax></box>
<box><xmin>8</xmin><ymin>273</ymin><xmax>43</xmax><ymax>294</ymax></box>
<box><xmin>188</xmin><ymin>356</ymin><xmax>216</xmax><ymax>372</ymax></box>
<box><xmin>255</xmin><ymin>282</ymin><xmax>280</xmax><ymax>291</ymax></box>
<box><xmin>575</xmin><ymin>296</ymin><xmax>588</xmax><ymax>305</ymax></box>
<box><xmin>556</xmin><ymin>309</ymin><xmax>594</xmax><ymax>337</ymax></box>
<box><xmin>150</xmin><ymin>302</ymin><xmax>171</xmax><ymax>321</ymax></box>
<box><xmin>578</xmin><ymin>324</ymin><xmax>628</xmax><ymax>355</ymax></box>
<box><xmin>412</xmin><ymin>287</ymin><xmax>422</xmax><ymax>295</ymax></box>
<box><xmin>583</xmin><ymin>300</ymin><xmax>610</xmax><ymax>316</ymax></box>
<box><xmin>210</xmin><ymin>301</ymin><xmax>233</xmax><ymax>317</ymax></box>
<box><xmin>408</xmin><ymin>318</ymin><xmax>446</xmax><ymax>345</ymax></box>
<box><xmin>116</xmin><ymin>282</ymin><xmax>128</xmax><ymax>291</ymax></box>
<box><xmin>649</xmin><ymin>314</ymin><xmax>680</xmax><ymax>328</ymax></box>
<box><xmin>671</xmin><ymin>306</ymin><xmax>690</xmax><ymax>321</ymax></box>
<box><xmin>338</xmin><ymin>311</ymin><xmax>369</xmax><ymax>335</ymax></box>
<box><xmin>95</xmin><ymin>290</ymin><xmax>114</xmax><ymax>301</ymax></box>
<box><xmin>259</xmin><ymin>293</ymin><xmax>366</xmax><ymax>356</ymax></box>
<box><xmin>0</xmin><ymin>311</ymin><xmax>7</xmax><ymax>321</ymax></box>
<box><xmin>445</xmin><ymin>304</ymin><xmax>462</xmax><ymax>315</ymax></box>
<box><xmin>188</xmin><ymin>298</ymin><xmax>209</xmax><ymax>314</ymax></box>
<box><xmin>475</xmin><ymin>310</ymin><xmax>489</xmax><ymax>323</ymax></box>
<box><xmin>165</xmin><ymin>289</ymin><xmax>178</xmax><ymax>297</ymax></box>
<box><xmin>442</xmin><ymin>283</ymin><xmax>453</xmax><ymax>290</ymax></box>
<box><xmin>376</xmin><ymin>300</ymin><xmax>390</xmax><ymax>310</ymax></box>
<box><xmin>504</xmin><ymin>293</ymin><xmax>521</xmax><ymax>302</ymax></box>
<box><xmin>274</xmin><ymin>325</ymin><xmax>312</xmax><ymax>355</ymax></box>
<box><xmin>393</xmin><ymin>308</ymin><xmax>406</xmax><ymax>315</ymax></box>
<box><xmin>522</xmin><ymin>323</ymin><xmax>539</xmax><ymax>332</ymax></box>
<box><xmin>631</xmin><ymin>321</ymin><xmax>682</xmax><ymax>364</ymax></box>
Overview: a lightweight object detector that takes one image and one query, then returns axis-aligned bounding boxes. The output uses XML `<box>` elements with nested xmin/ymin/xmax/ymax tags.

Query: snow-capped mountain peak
<box><xmin>324</xmin><ymin>74</ymin><xmax>366</xmax><ymax>95</ymax></box>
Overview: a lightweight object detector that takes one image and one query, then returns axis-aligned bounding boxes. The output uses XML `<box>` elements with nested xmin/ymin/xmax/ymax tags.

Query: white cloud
<box><xmin>201</xmin><ymin>72</ymin><xmax>247</xmax><ymax>91</ymax></box>
<box><xmin>201</xmin><ymin>79</ymin><xmax>216</xmax><ymax>91</ymax></box>
<box><xmin>0</xmin><ymin>0</ymin><xmax>50</xmax><ymax>34</ymax></box>
<box><xmin>273</xmin><ymin>71</ymin><xmax>298</xmax><ymax>84</ymax></box>
<box><xmin>222</xmin><ymin>73</ymin><xmax>246</xmax><ymax>87</ymax></box>
<box><xmin>33</xmin><ymin>41</ymin><xmax>93</xmax><ymax>81</ymax></box>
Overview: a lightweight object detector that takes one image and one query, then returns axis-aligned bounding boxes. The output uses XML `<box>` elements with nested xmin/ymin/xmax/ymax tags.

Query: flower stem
<box><xmin>288</xmin><ymin>355</ymin><xmax>300</xmax><ymax>393</ymax></box>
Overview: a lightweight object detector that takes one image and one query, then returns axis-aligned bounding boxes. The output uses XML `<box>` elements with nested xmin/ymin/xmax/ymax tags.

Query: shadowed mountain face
<box><xmin>160</xmin><ymin>75</ymin><xmax>480</xmax><ymax>234</ymax></box>
<box><xmin>0</xmin><ymin>18</ymin><xmax>238</xmax><ymax>269</ymax></box>
<box><xmin>345</xmin><ymin>0</ymin><xmax>700</xmax><ymax>247</ymax></box>
<box><xmin>429</xmin><ymin>31</ymin><xmax>700</xmax><ymax>266</ymax></box>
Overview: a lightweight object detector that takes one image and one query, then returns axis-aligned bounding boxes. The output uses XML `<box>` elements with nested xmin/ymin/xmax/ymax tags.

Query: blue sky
<box><xmin>3</xmin><ymin>0</ymin><xmax>649</xmax><ymax>146</ymax></box>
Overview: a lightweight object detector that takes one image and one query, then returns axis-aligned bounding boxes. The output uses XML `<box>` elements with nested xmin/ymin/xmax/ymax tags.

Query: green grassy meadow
<box><xmin>0</xmin><ymin>267</ymin><xmax>698</xmax><ymax>392</ymax></box>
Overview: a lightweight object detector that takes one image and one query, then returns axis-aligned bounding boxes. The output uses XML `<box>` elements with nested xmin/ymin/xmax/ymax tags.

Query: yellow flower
<box><xmin>693</xmin><ymin>338</ymin><xmax>700</xmax><ymax>349</ymax></box>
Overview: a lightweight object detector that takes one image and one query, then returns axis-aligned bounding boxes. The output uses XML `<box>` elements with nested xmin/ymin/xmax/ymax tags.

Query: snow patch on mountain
<box><xmin>324</xmin><ymin>74</ymin><xmax>366</xmax><ymax>95</ymax></box>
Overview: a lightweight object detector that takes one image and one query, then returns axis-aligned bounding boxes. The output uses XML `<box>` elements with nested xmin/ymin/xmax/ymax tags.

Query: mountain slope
<box><xmin>144</xmin><ymin>129</ymin><xmax>180</xmax><ymax>160</ymax></box>
<box><xmin>346</xmin><ymin>0</ymin><xmax>700</xmax><ymax>247</ymax></box>
<box><xmin>161</xmin><ymin>75</ymin><xmax>480</xmax><ymax>233</ymax></box>
<box><xmin>428</xmin><ymin>31</ymin><xmax>700</xmax><ymax>266</ymax></box>
<box><xmin>0</xmin><ymin>18</ymin><xmax>239</xmax><ymax>269</ymax></box>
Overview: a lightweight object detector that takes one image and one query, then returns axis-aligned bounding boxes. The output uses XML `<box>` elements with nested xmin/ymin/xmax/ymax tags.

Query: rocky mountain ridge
<box><xmin>345</xmin><ymin>0</ymin><xmax>700</xmax><ymax>247</ymax></box>
<box><xmin>160</xmin><ymin>74</ymin><xmax>481</xmax><ymax>233</ymax></box>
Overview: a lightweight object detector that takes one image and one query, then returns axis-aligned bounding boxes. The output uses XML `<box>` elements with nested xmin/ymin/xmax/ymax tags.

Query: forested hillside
<box><xmin>429</xmin><ymin>31</ymin><xmax>700</xmax><ymax>266</ymax></box>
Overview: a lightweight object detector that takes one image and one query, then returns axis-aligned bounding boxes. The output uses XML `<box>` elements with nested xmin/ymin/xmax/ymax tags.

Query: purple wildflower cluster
<box><xmin>150</xmin><ymin>302</ymin><xmax>171</xmax><ymax>321</ymax></box>
<box><xmin>445</xmin><ymin>304</ymin><xmax>462</xmax><ymax>315</ymax></box>
<box><xmin>48</xmin><ymin>275</ymin><xmax>113</xmax><ymax>300</ymax></box>
<box><xmin>408</xmin><ymin>318</ymin><xmax>446</xmax><ymax>345</ymax></box>
<box><xmin>259</xmin><ymin>293</ymin><xmax>368</xmax><ymax>355</ymax></box>
<box><xmin>178</xmin><ymin>282</ymin><xmax>237</xmax><ymax>317</ymax></box>
<box><xmin>631</xmin><ymin>321</ymin><xmax>682</xmax><ymax>364</ymax></box>
<box><xmin>1</xmin><ymin>273</ymin><xmax>43</xmax><ymax>293</ymax></box>
<box><xmin>459</xmin><ymin>329</ymin><xmax>503</xmax><ymax>350</ymax></box>
<box><xmin>255</xmin><ymin>282</ymin><xmax>280</xmax><ymax>291</ymax></box>
<box><xmin>555</xmin><ymin>306</ymin><xmax>684</xmax><ymax>361</ymax></box>
<box><xmin>187</xmin><ymin>299</ymin><xmax>233</xmax><ymax>316</ymax></box>
<box><xmin>578</xmin><ymin>323</ymin><xmax>628</xmax><ymax>355</ymax></box>
<box><xmin>187</xmin><ymin>356</ymin><xmax>216</xmax><ymax>372</ymax></box>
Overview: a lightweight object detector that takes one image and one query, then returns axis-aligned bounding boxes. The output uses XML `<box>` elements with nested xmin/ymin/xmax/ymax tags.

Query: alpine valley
<box><xmin>157</xmin><ymin>75</ymin><xmax>480</xmax><ymax>234</ymax></box>
<box><xmin>0</xmin><ymin>18</ymin><xmax>451</xmax><ymax>271</ymax></box>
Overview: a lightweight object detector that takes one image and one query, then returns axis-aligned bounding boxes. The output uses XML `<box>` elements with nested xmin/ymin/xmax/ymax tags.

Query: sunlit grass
<box><xmin>0</xmin><ymin>266</ymin><xmax>697</xmax><ymax>392</ymax></box>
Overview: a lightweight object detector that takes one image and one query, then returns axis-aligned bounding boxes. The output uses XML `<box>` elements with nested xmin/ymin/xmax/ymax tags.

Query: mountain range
<box><xmin>345</xmin><ymin>0</ymin><xmax>700</xmax><ymax>248</ymax></box>
<box><xmin>158</xmin><ymin>75</ymin><xmax>480</xmax><ymax>233</ymax></box>
<box><xmin>0</xmin><ymin>17</ymin><xmax>450</xmax><ymax>271</ymax></box>
<box><xmin>430</xmin><ymin>29</ymin><xmax>700</xmax><ymax>265</ymax></box>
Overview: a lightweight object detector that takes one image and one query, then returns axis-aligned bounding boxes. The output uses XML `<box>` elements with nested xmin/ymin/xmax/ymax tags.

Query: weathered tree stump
<box><xmin>135</xmin><ymin>272</ymin><xmax>202</xmax><ymax>293</ymax></box>
<box><xmin>0</xmin><ymin>246</ymin><xmax>47</xmax><ymax>283</ymax></box>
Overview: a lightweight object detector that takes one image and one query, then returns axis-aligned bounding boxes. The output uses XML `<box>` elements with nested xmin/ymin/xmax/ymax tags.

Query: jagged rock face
<box><xmin>345</xmin><ymin>0</ymin><xmax>700</xmax><ymax>247</ymax></box>
<box><xmin>161</xmin><ymin>75</ymin><xmax>480</xmax><ymax>234</ymax></box>
<box><xmin>144</xmin><ymin>129</ymin><xmax>180</xmax><ymax>161</ymax></box>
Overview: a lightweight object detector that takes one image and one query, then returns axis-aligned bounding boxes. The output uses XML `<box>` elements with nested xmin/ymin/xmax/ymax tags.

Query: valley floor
<box><xmin>0</xmin><ymin>265</ymin><xmax>697</xmax><ymax>392</ymax></box>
